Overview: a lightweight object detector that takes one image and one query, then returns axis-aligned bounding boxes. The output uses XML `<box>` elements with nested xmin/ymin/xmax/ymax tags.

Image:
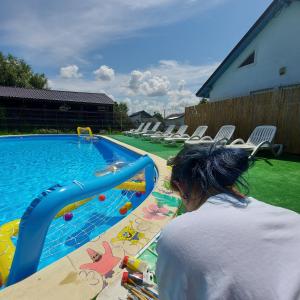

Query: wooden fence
<box><xmin>185</xmin><ymin>86</ymin><xmax>300</xmax><ymax>154</ymax></box>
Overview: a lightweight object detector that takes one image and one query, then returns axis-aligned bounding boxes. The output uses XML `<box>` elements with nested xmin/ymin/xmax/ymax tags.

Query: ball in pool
<box><xmin>124</xmin><ymin>202</ymin><xmax>132</xmax><ymax>209</ymax></box>
<box><xmin>119</xmin><ymin>207</ymin><xmax>128</xmax><ymax>215</ymax></box>
<box><xmin>135</xmin><ymin>191</ymin><xmax>142</xmax><ymax>197</ymax></box>
<box><xmin>98</xmin><ymin>194</ymin><xmax>106</xmax><ymax>201</ymax></box>
<box><xmin>64</xmin><ymin>212</ymin><xmax>73</xmax><ymax>221</ymax></box>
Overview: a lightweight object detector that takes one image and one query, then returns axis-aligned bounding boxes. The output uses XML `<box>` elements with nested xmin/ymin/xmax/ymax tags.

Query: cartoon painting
<box><xmin>152</xmin><ymin>191</ymin><xmax>182</xmax><ymax>209</ymax></box>
<box><xmin>111</xmin><ymin>221</ymin><xmax>147</xmax><ymax>246</ymax></box>
<box><xmin>80</xmin><ymin>241</ymin><xmax>121</xmax><ymax>277</ymax></box>
<box><xmin>142</xmin><ymin>203</ymin><xmax>169</xmax><ymax>220</ymax></box>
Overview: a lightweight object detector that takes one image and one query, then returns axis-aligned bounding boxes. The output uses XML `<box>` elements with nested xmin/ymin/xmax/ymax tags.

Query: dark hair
<box><xmin>170</xmin><ymin>145</ymin><xmax>251</xmax><ymax>201</ymax></box>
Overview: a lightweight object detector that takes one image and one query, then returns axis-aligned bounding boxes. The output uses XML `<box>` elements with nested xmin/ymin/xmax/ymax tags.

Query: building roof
<box><xmin>196</xmin><ymin>0</ymin><xmax>297</xmax><ymax>98</ymax></box>
<box><xmin>129</xmin><ymin>110</ymin><xmax>152</xmax><ymax>118</ymax></box>
<box><xmin>0</xmin><ymin>86</ymin><xmax>114</xmax><ymax>105</ymax></box>
<box><xmin>165</xmin><ymin>113</ymin><xmax>184</xmax><ymax>120</ymax></box>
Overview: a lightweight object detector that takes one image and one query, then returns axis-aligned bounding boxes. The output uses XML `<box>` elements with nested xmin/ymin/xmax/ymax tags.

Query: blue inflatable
<box><xmin>7</xmin><ymin>155</ymin><xmax>154</xmax><ymax>286</ymax></box>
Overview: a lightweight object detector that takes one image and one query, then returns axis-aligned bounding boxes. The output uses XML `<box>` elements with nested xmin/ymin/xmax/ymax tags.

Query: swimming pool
<box><xmin>0</xmin><ymin>135</ymin><xmax>154</xmax><ymax>279</ymax></box>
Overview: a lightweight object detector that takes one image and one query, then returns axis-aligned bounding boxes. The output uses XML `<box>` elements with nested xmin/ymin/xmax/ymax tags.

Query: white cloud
<box><xmin>60</xmin><ymin>65</ymin><xmax>82</xmax><ymax>79</ymax></box>
<box><xmin>0</xmin><ymin>0</ymin><xmax>227</xmax><ymax>65</ymax></box>
<box><xmin>128</xmin><ymin>71</ymin><xmax>170</xmax><ymax>97</ymax></box>
<box><xmin>168</xmin><ymin>85</ymin><xmax>198</xmax><ymax>112</ymax></box>
<box><xmin>94</xmin><ymin>65</ymin><xmax>115</xmax><ymax>81</ymax></box>
<box><xmin>178</xmin><ymin>79</ymin><xmax>186</xmax><ymax>91</ymax></box>
<box><xmin>50</xmin><ymin>60</ymin><xmax>219</xmax><ymax>115</ymax></box>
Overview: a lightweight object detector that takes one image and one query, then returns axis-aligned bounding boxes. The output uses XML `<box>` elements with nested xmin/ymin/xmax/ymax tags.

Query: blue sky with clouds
<box><xmin>0</xmin><ymin>0</ymin><xmax>272</xmax><ymax>114</ymax></box>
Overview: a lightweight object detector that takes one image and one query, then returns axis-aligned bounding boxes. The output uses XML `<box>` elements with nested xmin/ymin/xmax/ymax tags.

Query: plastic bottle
<box><xmin>121</xmin><ymin>272</ymin><xmax>154</xmax><ymax>287</ymax></box>
<box><xmin>121</xmin><ymin>256</ymin><xmax>148</xmax><ymax>273</ymax></box>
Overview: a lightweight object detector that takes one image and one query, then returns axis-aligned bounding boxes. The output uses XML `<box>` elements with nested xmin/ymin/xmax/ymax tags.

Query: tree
<box><xmin>115</xmin><ymin>102</ymin><xmax>129</xmax><ymax>115</ymax></box>
<box><xmin>0</xmin><ymin>52</ymin><xmax>48</xmax><ymax>89</ymax></box>
<box><xmin>199</xmin><ymin>98</ymin><xmax>209</xmax><ymax>104</ymax></box>
<box><xmin>113</xmin><ymin>102</ymin><xmax>131</xmax><ymax>130</ymax></box>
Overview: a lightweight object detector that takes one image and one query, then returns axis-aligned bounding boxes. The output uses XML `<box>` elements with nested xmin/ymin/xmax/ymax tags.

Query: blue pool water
<box><xmin>0</xmin><ymin>135</ymin><xmax>150</xmax><ymax>270</ymax></box>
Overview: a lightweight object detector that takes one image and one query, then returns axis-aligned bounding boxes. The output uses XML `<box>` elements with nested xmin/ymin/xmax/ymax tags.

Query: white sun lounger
<box><xmin>131</xmin><ymin>122</ymin><xmax>152</xmax><ymax>137</ymax></box>
<box><xmin>138</xmin><ymin>122</ymin><xmax>161</xmax><ymax>138</ymax></box>
<box><xmin>146</xmin><ymin>125</ymin><xmax>175</xmax><ymax>141</ymax></box>
<box><xmin>185</xmin><ymin>125</ymin><xmax>235</xmax><ymax>146</ymax></box>
<box><xmin>164</xmin><ymin>125</ymin><xmax>208</xmax><ymax>144</ymax></box>
<box><xmin>124</xmin><ymin>122</ymin><xmax>144</xmax><ymax>136</ymax></box>
<box><xmin>152</xmin><ymin>125</ymin><xmax>187</xmax><ymax>143</ymax></box>
<box><xmin>226</xmin><ymin>125</ymin><xmax>283</xmax><ymax>158</ymax></box>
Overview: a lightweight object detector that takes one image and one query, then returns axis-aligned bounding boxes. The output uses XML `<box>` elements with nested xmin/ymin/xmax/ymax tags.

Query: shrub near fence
<box><xmin>185</xmin><ymin>87</ymin><xmax>300</xmax><ymax>154</ymax></box>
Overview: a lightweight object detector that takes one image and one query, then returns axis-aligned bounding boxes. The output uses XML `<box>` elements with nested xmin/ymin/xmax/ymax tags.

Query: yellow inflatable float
<box><xmin>77</xmin><ymin>126</ymin><xmax>94</xmax><ymax>141</ymax></box>
<box><xmin>0</xmin><ymin>219</ymin><xmax>20</xmax><ymax>287</ymax></box>
<box><xmin>0</xmin><ymin>197</ymin><xmax>93</xmax><ymax>286</ymax></box>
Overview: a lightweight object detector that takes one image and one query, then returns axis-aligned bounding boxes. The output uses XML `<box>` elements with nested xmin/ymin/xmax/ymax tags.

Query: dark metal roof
<box><xmin>0</xmin><ymin>86</ymin><xmax>114</xmax><ymax>105</ymax></box>
<box><xmin>129</xmin><ymin>110</ymin><xmax>152</xmax><ymax>118</ymax></box>
<box><xmin>196</xmin><ymin>0</ymin><xmax>296</xmax><ymax>98</ymax></box>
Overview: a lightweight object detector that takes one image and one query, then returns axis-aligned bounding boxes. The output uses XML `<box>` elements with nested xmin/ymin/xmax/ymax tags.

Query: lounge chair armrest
<box><xmin>256</xmin><ymin>140</ymin><xmax>272</xmax><ymax>148</ymax></box>
<box><xmin>216</xmin><ymin>138</ymin><xmax>229</xmax><ymax>145</ymax></box>
<box><xmin>249</xmin><ymin>141</ymin><xmax>272</xmax><ymax>159</ymax></box>
<box><xmin>171</xmin><ymin>133</ymin><xmax>182</xmax><ymax>138</ymax></box>
<box><xmin>181</xmin><ymin>134</ymin><xmax>190</xmax><ymax>138</ymax></box>
<box><xmin>199</xmin><ymin>136</ymin><xmax>213</xmax><ymax>141</ymax></box>
<box><xmin>189</xmin><ymin>135</ymin><xmax>201</xmax><ymax>141</ymax></box>
<box><xmin>230</xmin><ymin>138</ymin><xmax>246</xmax><ymax>145</ymax></box>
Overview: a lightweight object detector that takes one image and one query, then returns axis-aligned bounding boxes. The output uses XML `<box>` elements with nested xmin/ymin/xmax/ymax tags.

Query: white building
<box><xmin>197</xmin><ymin>0</ymin><xmax>300</xmax><ymax>101</ymax></box>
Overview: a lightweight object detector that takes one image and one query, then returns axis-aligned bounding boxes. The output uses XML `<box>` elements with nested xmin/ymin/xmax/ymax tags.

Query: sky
<box><xmin>0</xmin><ymin>0</ymin><xmax>272</xmax><ymax>115</ymax></box>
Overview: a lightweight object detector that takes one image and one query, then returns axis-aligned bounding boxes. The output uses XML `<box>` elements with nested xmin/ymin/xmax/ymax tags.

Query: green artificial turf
<box><xmin>108</xmin><ymin>134</ymin><xmax>182</xmax><ymax>160</ymax></box>
<box><xmin>108</xmin><ymin>134</ymin><xmax>300</xmax><ymax>214</ymax></box>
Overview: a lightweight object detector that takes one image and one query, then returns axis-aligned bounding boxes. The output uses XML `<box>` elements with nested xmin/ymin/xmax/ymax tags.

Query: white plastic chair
<box><xmin>139</xmin><ymin>122</ymin><xmax>162</xmax><ymax>138</ymax></box>
<box><xmin>226</xmin><ymin>125</ymin><xmax>283</xmax><ymax>158</ymax></box>
<box><xmin>131</xmin><ymin>122</ymin><xmax>152</xmax><ymax>137</ymax></box>
<box><xmin>124</xmin><ymin>122</ymin><xmax>144</xmax><ymax>136</ymax></box>
<box><xmin>152</xmin><ymin>125</ymin><xmax>188</xmax><ymax>143</ymax></box>
<box><xmin>148</xmin><ymin>125</ymin><xmax>176</xmax><ymax>141</ymax></box>
<box><xmin>164</xmin><ymin>125</ymin><xmax>208</xmax><ymax>144</ymax></box>
<box><xmin>185</xmin><ymin>125</ymin><xmax>235</xmax><ymax>146</ymax></box>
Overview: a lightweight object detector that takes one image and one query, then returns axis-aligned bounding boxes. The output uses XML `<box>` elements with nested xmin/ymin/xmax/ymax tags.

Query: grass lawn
<box><xmin>108</xmin><ymin>134</ymin><xmax>300</xmax><ymax>214</ymax></box>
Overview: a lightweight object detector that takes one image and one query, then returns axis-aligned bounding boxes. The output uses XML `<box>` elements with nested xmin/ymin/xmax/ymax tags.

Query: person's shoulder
<box><xmin>159</xmin><ymin>206</ymin><xmax>218</xmax><ymax>243</ymax></box>
<box><xmin>160</xmin><ymin>194</ymin><xmax>252</xmax><ymax>241</ymax></box>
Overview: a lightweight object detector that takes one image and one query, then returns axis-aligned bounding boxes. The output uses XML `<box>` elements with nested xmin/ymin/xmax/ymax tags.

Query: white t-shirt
<box><xmin>156</xmin><ymin>193</ymin><xmax>300</xmax><ymax>300</ymax></box>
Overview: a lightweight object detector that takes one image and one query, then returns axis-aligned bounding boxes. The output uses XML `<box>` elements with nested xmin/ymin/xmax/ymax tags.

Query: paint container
<box><xmin>121</xmin><ymin>256</ymin><xmax>148</xmax><ymax>273</ymax></box>
<box><xmin>122</xmin><ymin>272</ymin><xmax>154</xmax><ymax>287</ymax></box>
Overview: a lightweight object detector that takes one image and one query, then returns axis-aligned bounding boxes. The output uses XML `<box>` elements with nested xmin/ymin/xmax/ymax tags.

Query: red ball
<box><xmin>99</xmin><ymin>194</ymin><xmax>106</xmax><ymax>201</ymax></box>
<box><xmin>119</xmin><ymin>207</ymin><xmax>128</xmax><ymax>215</ymax></box>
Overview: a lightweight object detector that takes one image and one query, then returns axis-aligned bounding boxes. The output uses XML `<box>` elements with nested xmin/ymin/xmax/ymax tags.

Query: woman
<box><xmin>156</xmin><ymin>146</ymin><xmax>300</xmax><ymax>300</ymax></box>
